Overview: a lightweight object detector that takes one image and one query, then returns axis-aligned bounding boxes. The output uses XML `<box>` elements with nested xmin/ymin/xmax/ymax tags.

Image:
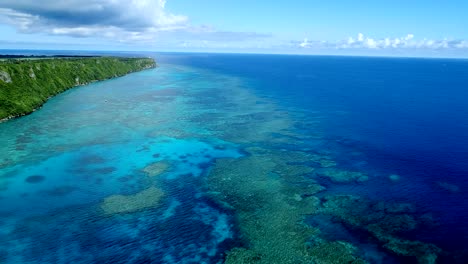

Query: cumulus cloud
<box><xmin>0</xmin><ymin>0</ymin><xmax>188</xmax><ymax>41</ymax></box>
<box><xmin>454</xmin><ymin>40</ymin><xmax>468</xmax><ymax>49</ymax></box>
<box><xmin>357</xmin><ymin>33</ymin><xmax>364</xmax><ymax>42</ymax></box>
<box><xmin>405</xmin><ymin>34</ymin><xmax>414</xmax><ymax>41</ymax></box>
<box><xmin>299</xmin><ymin>38</ymin><xmax>310</xmax><ymax>48</ymax></box>
<box><xmin>297</xmin><ymin>33</ymin><xmax>468</xmax><ymax>51</ymax></box>
<box><xmin>0</xmin><ymin>0</ymin><xmax>270</xmax><ymax>44</ymax></box>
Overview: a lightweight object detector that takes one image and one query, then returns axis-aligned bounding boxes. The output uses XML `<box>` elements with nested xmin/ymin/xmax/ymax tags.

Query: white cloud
<box><xmin>358</xmin><ymin>33</ymin><xmax>364</xmax><ymax>42</ymax></box>
<box><xmin>297</xmin><ymin>33</ymin><xmax>468</xmax><ymax>51</ymax></box>
<box><xmin>405</xmin><ymin>34</ymin><xmax>414</xmax><ymax>41</ymax></box>
<box><xmin>0</xmin><ymin>0</ymin><xmax>188</xmax><ymax>40</ymax></box>
<box><xmin>455</xmin><ymin>40</ymin><xmax>468</xmax><ymax>49</ymax></box>
<box><xmin>366</xmin><ymin>38</ymin><xmax>377</xmax><ymax>49</ymax></box>
<box><xmin>392</xmin><ymin>38</ymin><xmax>401</xmax><ymax>48</ymax></box>
<box><xmin>384</xmin><ymin>38</ymin><xmax>391</xmax><ymax>48</ymax></box>
<box><xmin>299</xmin><ymin>38</ymin><xmax>310</xmax><ymax>48</ymax></box>
<box><xmin>0</xmin><ymin>0</ymin><xmax>270</xmax><ymax>44</ymax></box>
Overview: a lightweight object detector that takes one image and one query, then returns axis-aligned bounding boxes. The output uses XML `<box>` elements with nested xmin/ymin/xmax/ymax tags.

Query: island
<box><xmin>0</xmin><ymin>56</ymin><xmax>156</xmax><ymax>121</ymax></box>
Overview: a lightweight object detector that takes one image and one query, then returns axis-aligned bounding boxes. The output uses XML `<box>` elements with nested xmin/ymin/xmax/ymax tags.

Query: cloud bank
<box><xmin>0</xmin><ymin>1</ymin><xmax>465</xmax><ymax>55</ymax></box>
<box><xmin>0</xmin><ymin>0</ymin><xmax>269</xmax><ymax>44</ymax></box>
<box><xmin>297</xmin><ymin>33</ymin><xmax>468</xmax><ymax>51</ymax></box>
<box><xmin>0</xmin><ymin>0</ymin><xmax>190</xmax><ymax>41</ymax></box>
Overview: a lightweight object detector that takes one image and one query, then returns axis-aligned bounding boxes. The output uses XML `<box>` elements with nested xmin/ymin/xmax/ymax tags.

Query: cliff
<box><xmin>0</xmin><ymin>56</ymin><xmax>156</xmax><ymax>120</ymax></box>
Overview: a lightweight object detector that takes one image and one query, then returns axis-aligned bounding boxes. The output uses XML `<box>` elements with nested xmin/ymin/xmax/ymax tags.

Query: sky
<box><xmin>0</xmin><ymin>0</ymin><xmax>467</xmax><ymax>57</ymax></box>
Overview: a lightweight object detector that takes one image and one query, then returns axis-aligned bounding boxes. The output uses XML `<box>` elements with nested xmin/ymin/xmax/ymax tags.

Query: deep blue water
<box><xmin>1</xmin><ymin>51</ymin><xmax>468</xmax><ymax>263</ymax></box>
<box><xmin>158</xmin><ymin>54</ymin><xmax>468</xmax><ymax>168</ymax></box>
<box><xmin>157</xmin><ymin>52</ymin><xmax>468</xmax><ymax>244</ymax></box>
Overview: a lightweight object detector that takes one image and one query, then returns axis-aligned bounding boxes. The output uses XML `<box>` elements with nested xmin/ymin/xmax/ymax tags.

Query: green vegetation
<box><xmin>0</xmin><ymin>56</ymin><xmax>156</xmax><ymax>120</ymax></box>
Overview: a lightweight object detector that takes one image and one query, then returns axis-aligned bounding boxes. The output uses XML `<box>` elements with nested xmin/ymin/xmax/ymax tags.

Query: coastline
<box><xmin>0</xmin><ymin>57</ymin><xmax>156</xmax><ymax>122</ymax></box>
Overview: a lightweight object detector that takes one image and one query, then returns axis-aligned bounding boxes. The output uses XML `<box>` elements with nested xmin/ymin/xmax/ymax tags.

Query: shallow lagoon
<box><xmin>1</xmin><ymin>54</ymin><xmax>467</xmax><ymax>263</ymax></box>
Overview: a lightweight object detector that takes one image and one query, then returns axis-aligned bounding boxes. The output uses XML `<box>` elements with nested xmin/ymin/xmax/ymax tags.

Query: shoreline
<box><xmin>0</xmin><ymin>57</ymin><xmax>156</xmax><ymax>122</ymax></box>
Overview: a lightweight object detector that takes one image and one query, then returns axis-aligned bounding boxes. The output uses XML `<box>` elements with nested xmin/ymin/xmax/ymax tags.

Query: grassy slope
<box><xmin>0</xmin><ymin>57</ymin><xmax>156</xmax><ymax>120</ymax></box>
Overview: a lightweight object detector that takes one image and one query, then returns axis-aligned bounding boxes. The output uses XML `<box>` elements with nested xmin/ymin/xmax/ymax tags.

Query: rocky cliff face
<box><xmin>0</xmin><ymin>71</ymin><xmax>12</xmax><ymax>83</ymax></box>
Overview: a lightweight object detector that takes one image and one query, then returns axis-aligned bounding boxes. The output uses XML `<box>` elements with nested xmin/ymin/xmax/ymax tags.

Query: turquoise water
<box><xmin>0</xmin><ymin>65</ymin><xmax>246</xmax><ymax>263</ymax></box>
<box><xmin>1</xmin><ymin>53</ymin><xmax>468</xmax><ymax>263</ymax></box>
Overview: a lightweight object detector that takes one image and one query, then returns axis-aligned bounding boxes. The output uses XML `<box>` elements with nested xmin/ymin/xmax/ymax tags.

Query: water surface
<box><xmin>1</xmin><ymin>53</ymin><xmax>467</xmax><ymax>263</ymax></box>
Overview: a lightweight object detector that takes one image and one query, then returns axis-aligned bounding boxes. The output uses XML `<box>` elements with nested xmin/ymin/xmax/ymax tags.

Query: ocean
<box><xmin>0</xmin><ymin>52</ymin><xmax>467</xmax><ymax>263</ymax></box>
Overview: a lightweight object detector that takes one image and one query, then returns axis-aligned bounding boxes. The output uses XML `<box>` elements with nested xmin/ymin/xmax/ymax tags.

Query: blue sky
<box><xmin>0</xmin><ymin>0</ymin><xmax>467</xmax><ymax>57</ymax></box>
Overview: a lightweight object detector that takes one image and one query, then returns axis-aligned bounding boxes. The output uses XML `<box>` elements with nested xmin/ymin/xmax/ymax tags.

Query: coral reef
<box><xmin>317</xmin><ymin>159</ymin><xmax>337</xmax><ymax>168</ymax></box>
<box><xmin>1</xmin><ymin>58</ymin><xmax>456</xmax><ymax>264</ymax></box>
<box><xmin>147</xmin><ymin>128</ymin><xmax>194</xmax><ymax>139</ymax></box>
<box><xmin>316</xmin><ymin>168</ymin><xmax>369</xmax><ymax>183</ymax></box>
<box><xmin>186</xmin><ymin>86</ymin><xmax>299</xmax><ymax>145</ymax></box>
<box><xmin>309</xmin><ymin>241</ymin><xmax>367</xmax><ymax>264</ymax></box>
<box><xmin>317</xmin><ymin>195</ymin><xmax>441</xmax><ymax>264</ymax></box>
<box><xmin>142</xmin><ymin>161</ymin><xmax>171</xmax><ymax>177</ymax></box>
<box><xmin>100</xmin><ymin>186</ymin><xmax>164</xmax><ymax>215</ymax></box>
<box><xmin>206</xmin><ymin>156</ymin><xmax>317</xmax><ymax>263</ymax></box>
<box><xmin>205</xmin><ymin>151</ymin><xmax>365</xmax><ymax>264</ymax></box>
<box><xmin>374</xmin><ymin>229</ymin><xmax>440</xmax><ymax>264</ymax></box>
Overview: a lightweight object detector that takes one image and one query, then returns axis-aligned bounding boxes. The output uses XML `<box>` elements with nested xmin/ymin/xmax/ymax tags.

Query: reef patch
<box><xmin>316</xmin><ymin>168</ymin><xmax>369</xmax><ymax>183</ymax></box>
<box><xmin>101</xmin><ymin>186</ymin><xmax>164</xmax><ymax>215</ymax></box>
<box><xmin>142</xmin><ymin>161</ymin><xmax>171</xmax><ymax>177</ymax></box>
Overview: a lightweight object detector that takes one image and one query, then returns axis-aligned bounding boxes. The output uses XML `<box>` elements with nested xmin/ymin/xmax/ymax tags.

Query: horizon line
<box><xmin>1</xmin><ymin>48</ymin><xmax>468</xmax><ymax>60</ymax></box>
